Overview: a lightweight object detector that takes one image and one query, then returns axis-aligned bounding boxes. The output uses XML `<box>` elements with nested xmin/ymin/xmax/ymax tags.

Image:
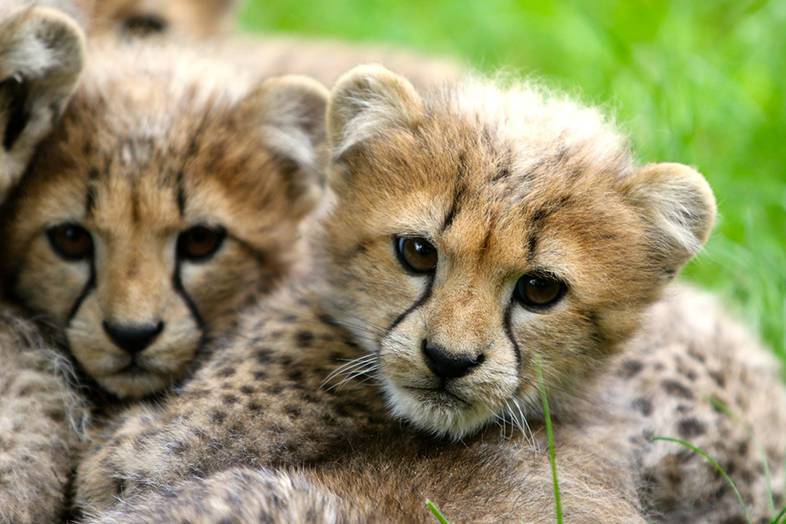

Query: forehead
<box><xmin>343</xmin><ymin>98</ymin><xmax>637</xmax><ymax>274</ymax></box>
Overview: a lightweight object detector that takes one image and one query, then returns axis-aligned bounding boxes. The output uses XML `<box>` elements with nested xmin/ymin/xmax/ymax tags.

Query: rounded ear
<box><xmin>619</xmin><ymin>162</ymin><xmax>716</xmax><ymax>276</ymax></box>
<box><xmin>243</xmin><ymin>75</ymin><xmax>329</xmax><ymax>219</ymax></box>
<box><xmin>0</xmin><ymin>5</ymin><xmax>85</xmax><ymax>203</ymax></box>
<box><xmin>327</xmin><ymin>64</ymin><xmax>423</xmax><ymax>160</ymax></box>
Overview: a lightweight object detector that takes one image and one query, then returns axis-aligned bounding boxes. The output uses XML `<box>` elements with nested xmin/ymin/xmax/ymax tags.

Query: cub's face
<box><xmin>322</xmin><ymin>67</ymin><xmax>716</xmax><ymax>439</ymax></box>
<box><xmin>1</xmin><ymin>52</ymin><xmax>327</xmax><ymax>399</ymax></box>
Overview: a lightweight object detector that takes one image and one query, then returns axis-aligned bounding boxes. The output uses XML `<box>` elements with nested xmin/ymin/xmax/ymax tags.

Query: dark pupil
<box><xmin>403</xmin><ymin>238</ymin><xmax>437</xmax><ymax>272</ymax></box>
<box><xmin>48</xmin><ymin>224</ymin><xmax>92</xmax><ymax>260</ymax></box>
<box><xmin>525</xmin><ymin>277</ymin><xmax>559</xmax><ymax>303</ymax></box>
<box><xmin>187</xmin><ymin>228</ymin><xmax>216</xmax><ymax>254</ymax></box>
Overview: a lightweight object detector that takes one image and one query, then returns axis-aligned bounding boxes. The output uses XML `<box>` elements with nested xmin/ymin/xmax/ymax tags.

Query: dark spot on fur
<box><xmin>210</xmin><ymin>411</ymin><xmax>227</xmax><ymax>424</ymax></box>
<box><xmin>619</xmin><ymin>360</ymin><xmax>643</xmax><ymax>378</ymax></box>
<box><xmin>288</xmin><ymin>369</ymin><xmax>304</xmax><ymax>382</ymax></box>
<box><xmin>240</xmin><ymin>385</ymin><xmax>255</xmax><ymax>395</ymax></box>
<box><xmin>318</xmin><ymin>313</ymin><xmax>340</xmax><ymax>328</ymax></box>
<box><xmin>216</xmin><ymin>366</ymin><xmax>236</xmax><ymax>378</ymax></box>
<box><xmin>632</xmin><ymin>397</ymin><xmax>653</xmax><ymax>416</ymax></box>
<box><xmin>247</xmin><ymin>401</ymin><xmax>263</xmax><ymax>412</ymax></box>
<box><xmin>662</xmin><ymin>379</ymin><xmax>694</xmax><ymax>399</ymax></box>
<box><xmin>222</xmin><ymin>394</ymin><xmax>238</xmax><ymax>405</ymax></box>
<box><xmin>678</xmin><ymin>417</ymin><xmax>706</xmax><ymax>438</ymax></box>
<box><xmin>709</xmin><ymin>370</ymin><xmax>726</xmax><ymax>387</ymax></box>
<box><xmin>286</xmin><ymin>405</ymin><xmax>302</xmax><ymax>417</ymax></box>
<box><xmin>253</xmin><ymin>370</ymin><xmax>268</xmax><ymax>381</ymax></box>
<box><xmin>255</xmin><ymin>347</ymin><xmax>274</xmax><ymax>363</ymax></box>
<box><xmin>295</xmin><ymin>330</ymin><xmax>314</xmax><ymax>346</ymax></box>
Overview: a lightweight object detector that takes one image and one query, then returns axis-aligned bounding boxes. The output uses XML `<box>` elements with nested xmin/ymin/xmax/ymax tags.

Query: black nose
<box><xmin>102</xmin><ymin>321</ymin><xmax>164</xmax><ymax>355</ymax></box>
<box><xmin>421</xmin><ymin>340</ymin><xmax>484</xmax><ymax>379</ymax></box>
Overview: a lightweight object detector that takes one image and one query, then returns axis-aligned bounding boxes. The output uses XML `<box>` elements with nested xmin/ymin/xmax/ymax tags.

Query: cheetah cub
<box><xmin>76</xmin><ymin>65</ymin><xmax>714</xmax><ymax>521</ymax></box>
<box><xmin>0</xmin><ymin>7</ymin><xmax>329</xmax><ymax>520</ymax></box>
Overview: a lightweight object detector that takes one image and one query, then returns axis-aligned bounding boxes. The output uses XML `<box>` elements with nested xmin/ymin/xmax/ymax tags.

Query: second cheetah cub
<box><xmin>76</xmin><ymin>65</ymin><xmax>715</xmax><ymax>518</ymax></box>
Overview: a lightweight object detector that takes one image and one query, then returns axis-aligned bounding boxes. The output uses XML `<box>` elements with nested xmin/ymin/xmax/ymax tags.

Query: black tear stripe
<box><xmin>66</xmin><ymin>260</ymin><xmax>96</xmax><ymax>324</ymax></box>
<box><xmin>172</xmin><ymin>259</ymin><xmax>205</xmax><ymax>330</ymax></box>
<box><xmin>2</xmin><ymin>75</ymin><xmax>29</xmax><ymax>151</ymax></box>
<box><xmin>382</xmin><ymin>275</ymin><xmax>435</xmax><ymax>343</ymax></box>
<box><xmin>503</xmin><ymin>302</ymin><xmax>522</xmax><ymax>368</ymax></box>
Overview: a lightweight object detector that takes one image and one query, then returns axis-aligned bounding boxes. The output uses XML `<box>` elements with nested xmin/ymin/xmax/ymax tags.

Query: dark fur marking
<box><xmin>526</xmin><ymin>195</ymin><xmax>572</xmax><ymax>261</ymax></box>
<box><xmin>2</xmin><ymin>75</ymin><xmax>29</xmax><ymax>151</ymax></box>
<box><xmin>632</xmin><ymin>397</ymin><xmax>653</xmax><ymax>416</ymax></box>
<box><xmin>85</xmin><ymin>168</ymin><xmax>99</xmax><ymax>216</ymax></box>
<box><xmin>295</xmin><ymin>330</ymin><xmax>314</xmax><ymax>346</ymax></box>
<box><xmin>503</xmin><ymin>302</ymin><xmax>522</xmax><ymax>367</ymax></box>
<box><xmin>677</xmin><ymin>418</ymin><xmax>706</xmax><ymax>438</ymax></box>
<box><xmin>66</xmin><ymin>259</ymin><xmax>96</xmax><ymax>324</ymax></box>
<box><xmin>383</xmin><ymin>274</ymin><xmax>435</xmax><ymax>339</ymax></box>
<box><xmin>210</xmin><ymin>411</ymin><xmax>227</xmax><ymax>424</ymax></box>
<box><xmin>619</xmin><ymin>360</ymin><xmax>644</xmax><ymax>378</ymax></box>
<box><xmin>172</xmin><ymin>257</ymin><xmax>205</xmax><ymax>329</ymax></box>
<box><xmin>662</xmin><ymin>379</ymin><xmax>694</xmax><ymax>400</ymax></box>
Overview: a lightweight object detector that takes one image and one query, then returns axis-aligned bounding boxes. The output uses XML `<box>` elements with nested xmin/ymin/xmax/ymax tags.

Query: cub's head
<box><xmin>1</xmin><ymin>46</ymin><xmax>327</xmax><ymax>399</ymax></box>
<box><xmin>321</xmin><ymin>65</ymin><xmax>716</xmax><ymax>439</ymax></box>
<box><xmin>86</xmin><ymin>0</ymin><xmax>239</xmax><ymax>40</ymax></box>
<box><xmin>1</xmin><ymin>5</ymin><xmax>85</xmax><ymax>204</ymax></box>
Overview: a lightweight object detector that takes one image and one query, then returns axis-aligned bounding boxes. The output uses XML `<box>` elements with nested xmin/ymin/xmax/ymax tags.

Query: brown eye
<box><xmin>123</xmin><ymin>14</ymin><xmax>168</xmax><ymax>36</ymax></box>
<box><xmin>177</xmin><ymin>225</ymin><xmax>226</xmax><ymax>262</ymax></box>
<box><xmin>395</xmin><ymin>236</ymin><xmax>438</xmax><ymax>274</ymax></box>
<box><xmin>514</xmin><ymin>272</ymin><xmax>567</xmax><ymax>310</ymax></box>
<box><xmin>46</xmin><ymin>223</ymin><xmax>94</xmax><ymax>261</ymax></box>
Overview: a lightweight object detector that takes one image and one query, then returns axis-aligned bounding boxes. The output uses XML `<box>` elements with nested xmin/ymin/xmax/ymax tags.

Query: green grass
<box><xmin>537</xmin><ymin>359</ymin><xmax>563</xmax><ymax>524</ymax></box>
<box><xmin>238</xmin><ymin>0</ymin><xmax>786</xmax><ymax>366</ymax></box>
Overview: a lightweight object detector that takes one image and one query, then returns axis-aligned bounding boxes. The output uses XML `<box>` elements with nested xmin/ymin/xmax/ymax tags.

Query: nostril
<box><xmin>102</xmin><ymin>320</ymin><xmax>164</xmax><ymax>355</ymax></box>
<box><xmin>421</xmin><ymin>340</ymin><xmax>484</xmax><ymax>380</ymax></box>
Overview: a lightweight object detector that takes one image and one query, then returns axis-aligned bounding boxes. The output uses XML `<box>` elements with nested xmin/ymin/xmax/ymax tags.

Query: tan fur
<box><xmin>0</xmin><ymin>302</ymin><xmax>88</xmax><ymax>524</ymax></box>
<box><xmin>74</xmin><ymin>67</ymin><xmax>719</xmax><ymax>521</ymax></box>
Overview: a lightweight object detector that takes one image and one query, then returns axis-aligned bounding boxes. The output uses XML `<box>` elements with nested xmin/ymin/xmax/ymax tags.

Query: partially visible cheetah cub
<box><xmin>0</xmin><ymin>6</ymin><xmax>330</xmax><ymax>520</ymax></box>
<box><xmin>76</xmin><ymin>65</ymin><xmax>716</xmax><ymax>521</ymax></box>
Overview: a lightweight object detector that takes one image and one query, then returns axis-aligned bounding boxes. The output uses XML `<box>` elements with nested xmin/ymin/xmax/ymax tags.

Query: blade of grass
<box><xmin>771</xmin><ymin>506</ymin><xmax>786</xmax><ymax>524</ymax></box>
<box><xmin>652</xmin><ymin>436</ymin><xmax>751</xmax><ymax>524</ymax></box>
<box><xmin>535</xmin><ymin>359</ymin><xmax>563</xmax><ymax>524</ymax></box>
<box><xmin>426</xmin><ymin>499</ymin><xmax>449</xmax><ymax>524</ymax></box>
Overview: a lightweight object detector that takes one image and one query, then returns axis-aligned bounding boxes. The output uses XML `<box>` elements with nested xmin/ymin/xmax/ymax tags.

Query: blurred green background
<box><xmin>239</xmin><ymin>1</ymin><xmax>786</xmax><ymax>364</ymax></box>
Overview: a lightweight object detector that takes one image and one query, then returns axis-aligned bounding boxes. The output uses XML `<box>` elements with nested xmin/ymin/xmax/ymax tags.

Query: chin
<box><xmin>98</xmin><ymin>371</ymin><xmax>170</xmax><ymax>399</ymax></box>
<box><xmin>381</xmin><ymin>377</ymin><xmax>493</xmax><ymax>441</ymax></box>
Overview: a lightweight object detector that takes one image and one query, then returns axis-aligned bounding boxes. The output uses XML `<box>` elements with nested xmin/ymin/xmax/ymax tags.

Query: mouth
<box><xmin>404</xmin><ymin>385</ymin><xmax>470</xmax><ymax>406</ymax></box>
<box><xmin>115</xmin><ymin>358</ymin><xmax>155</xmax><ymax>377</ymax></box>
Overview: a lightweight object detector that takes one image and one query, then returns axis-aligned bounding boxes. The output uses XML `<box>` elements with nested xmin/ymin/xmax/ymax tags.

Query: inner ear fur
<box><xmin>327</xmin><ymin>64</ymin><xmax>423</xmax><ymax>160</ymax></box>
<box><xmin>620</xmin><ymin>162</ymin><xmax>716</xmax><ymax>275</ymax></box>
<box><xmin>0</xmin><ymin>5</ymin><xmax>85</xmax><ymax>203</ymax></box>
<box><xmin>241</xmin><ymin>75</ymin><xmax>330</xmax><ymax>219</ymax></box>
